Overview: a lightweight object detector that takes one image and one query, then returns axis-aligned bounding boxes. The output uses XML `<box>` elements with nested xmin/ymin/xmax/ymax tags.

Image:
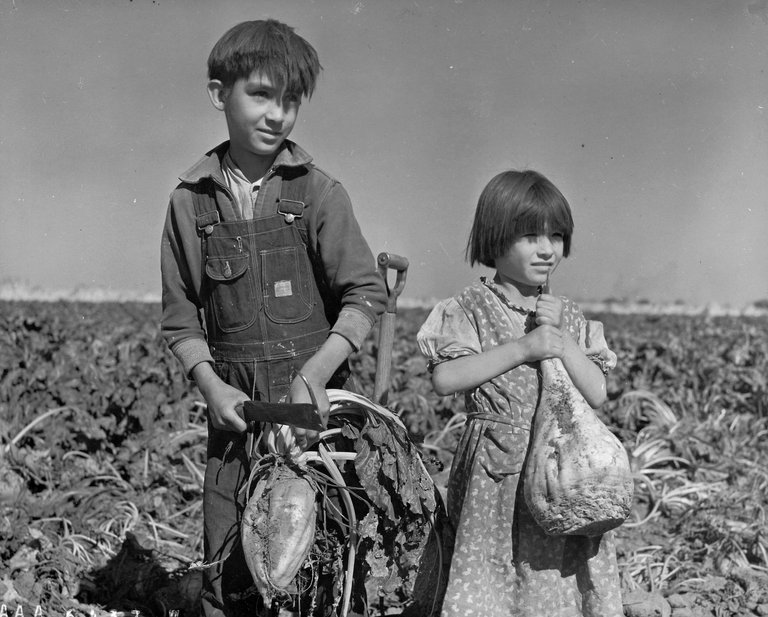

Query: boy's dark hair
<box><xmin>208</xmin><ymin>19</ymin><xmax>322</xmax><ymax>98</ymax></box>
<box><xmin>466</xmin><ymin>169</ymin><xmax>574</xmax><ymax>268</ymax></box>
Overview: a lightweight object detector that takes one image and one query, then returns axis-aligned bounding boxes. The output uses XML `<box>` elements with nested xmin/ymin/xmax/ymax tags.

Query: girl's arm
<box><xmin>558</xmin><ymin>336</ymin><xmax>608</xmax><ymax>408</ymax></box>
<box><xmin>431</xmin><ymin>324</ymin><xmax>564</xmax><ymax>396</ymax></box>
<box><xmin>536</xmin><ymin>293</ymin><xmax>607</xmax><ymax>408</ymax></box>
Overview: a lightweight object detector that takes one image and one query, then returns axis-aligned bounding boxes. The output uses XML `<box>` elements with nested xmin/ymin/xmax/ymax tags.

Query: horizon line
<box><xmin>0</xmin><ymin>283</ymin><xmax>766</xmax><ymax>317</ymax></box>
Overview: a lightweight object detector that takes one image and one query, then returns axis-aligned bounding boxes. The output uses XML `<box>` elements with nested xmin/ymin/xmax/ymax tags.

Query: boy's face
<box><xmin>208</xmin><ymin>71</ymin><xmax>300</xmax><ymax>167</ymax></box>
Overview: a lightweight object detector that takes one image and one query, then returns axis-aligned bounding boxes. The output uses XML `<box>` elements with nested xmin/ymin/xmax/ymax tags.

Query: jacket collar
<box><xmin>179</xmin><ymin>140</ymin><xmax>313</xmax><ymax>185</ymax></box>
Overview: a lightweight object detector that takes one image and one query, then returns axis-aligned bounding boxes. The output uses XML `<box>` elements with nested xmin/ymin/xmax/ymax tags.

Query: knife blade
<box><xmin>241</xmin><ymin>400</ymin><xmax>324</xmax><ymax>432</ymax></box>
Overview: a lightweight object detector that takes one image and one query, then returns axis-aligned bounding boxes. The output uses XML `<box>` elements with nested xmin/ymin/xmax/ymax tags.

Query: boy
<box><xmin>160</xmin><ymin>19</ymin><xmax>386</xmax><ymax>616</ymax></box>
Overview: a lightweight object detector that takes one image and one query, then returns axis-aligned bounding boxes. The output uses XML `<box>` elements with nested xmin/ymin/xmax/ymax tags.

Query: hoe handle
<box><xmin>373</xmin><ymin>252</ymin><xmax>409</xmax><ymax>406</ymax></box>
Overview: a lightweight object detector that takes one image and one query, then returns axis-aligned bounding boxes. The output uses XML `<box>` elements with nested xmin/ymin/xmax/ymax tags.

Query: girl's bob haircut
<box><xmin>208</xmin><ymin>19</ymin><xmax>322</xmax><ymax>99</ymax></box>
<box><xmin>466</xmin><ymin>170</ymin><xmax>574</xmax><ymax>268</ymax></box>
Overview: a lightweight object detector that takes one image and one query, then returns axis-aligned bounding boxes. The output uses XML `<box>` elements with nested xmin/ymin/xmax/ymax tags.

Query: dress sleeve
<box><xmin>417</xmin><ymin>298</ymin><xmax>481</xmax><ymax>369</ymax></box>
<box><xmin>578</xmin><ymin>319</ymin><xmax>618</xmax><ymax>374</ymax></box>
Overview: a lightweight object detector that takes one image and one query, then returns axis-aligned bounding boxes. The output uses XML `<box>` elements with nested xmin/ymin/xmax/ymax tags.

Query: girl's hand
<box><xmin>521</xmin><ymin>324</ymin><xmax>564</xmax><ymax>362</ymax></box>
<box><xmin>535</xmin><ymin>293</ymin><xmax>564</xmax><ymax>329</ymax></box>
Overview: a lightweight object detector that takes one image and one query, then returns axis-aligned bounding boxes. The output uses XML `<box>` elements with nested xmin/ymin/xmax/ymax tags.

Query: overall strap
<box><xmin>190</xmin><ymin>183</ymin><xmax>219</xmax><ymax>289</ymax></box>
<box><xmin>275</xmin><ymin>167</ymin><xmax>310</xmax><ymax>235</ymax></box>
<box><xmin>277</xmin><ymin>167</ymin><xmax>334</xmax><ymax>312</ymax></box>
<box><xmin>192</xmin><ymin>178</ymin><xmax>240</xmax><ymax>229</ymax></box>
<box><xmin>192</xmin><ymin>183</ymin><xmax>221</xmax><ymax>236</ymax></box>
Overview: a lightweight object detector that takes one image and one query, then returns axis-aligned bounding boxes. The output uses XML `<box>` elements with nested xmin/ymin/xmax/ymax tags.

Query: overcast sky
<box><xmin>1</xmin><ymin>0</ymin><xmax>767</xmax><ymax>307</ymax></box>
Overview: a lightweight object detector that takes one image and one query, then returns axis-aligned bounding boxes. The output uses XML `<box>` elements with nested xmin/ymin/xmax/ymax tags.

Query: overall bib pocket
<box><xmin>205</xmin><ymin>253</ymin><xmax>257</xmax><ymax>332</ymax></box>
<box><xmin>260</xmin><ymin>246</ymin><xmax>314</xmax><ymax>323</ymax></box>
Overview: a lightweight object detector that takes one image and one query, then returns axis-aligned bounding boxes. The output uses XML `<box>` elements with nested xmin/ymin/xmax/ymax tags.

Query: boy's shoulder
<box><xmin>167</xmin><ymin>141</ymin><xmax>350</xmax><ymax>217</ymax></box>
<box><xmin>302</xmin><ymin>161</ymin><xmax>339</xmax><ymax>185</ymax></box>
<box><xmin>175</xmin><ymin>141</ymin><xmax>230</xmax><ymax>188</ymax></box>
<box><xmin>172</xmin><ymin>140</ymin><xmax>341</xmax><ymax>188</ymax></box>
<box><xmin>274</xmin><ymin>142</ymin><xmax>342</xmax><ymax>189</ymax></box>
<box><xmin>274</xmin><ymin>143</ymin><xmax>348</xmax><ymax>205</ymax></box>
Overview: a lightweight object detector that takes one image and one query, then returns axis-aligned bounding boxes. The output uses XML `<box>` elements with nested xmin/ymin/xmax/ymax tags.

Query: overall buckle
<box><xmin>196</xmin><ymin>210</ymin><xmax>221</xmax><ymax>235</ymax></box>
<box><xmin>277</xmin><ymin>199</ymin><xmax>305</xmax><ymax>224</ymax></box>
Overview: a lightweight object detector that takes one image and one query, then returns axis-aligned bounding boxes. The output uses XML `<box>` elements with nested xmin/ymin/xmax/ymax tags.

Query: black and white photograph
<box><xmin>1</xmin><ymin>1</ymin><xmax>767</xmax><ymax>616</ymax></box>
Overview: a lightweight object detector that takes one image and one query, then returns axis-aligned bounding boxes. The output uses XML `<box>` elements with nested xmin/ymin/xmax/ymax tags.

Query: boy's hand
<box><xmin>207</xmin><ymin>386</ymin><xmax>249</xmax><ymax>432</ymax></box>
<box><xmin>520</xmin><ymin>324</ymin><xmax>564</xmax><ymax>363</ymax></box>
<box><xmin>535</xmin><ymin>293</ymin><xmax>564</xmax><ymax>329</ymax></box>
<box><xmin>193</xmin><ymin>365</ymin><xmax>249</xmax><ymax>433</ymax></box>
<box><xmin>204</xmin><ymin>381</ymin><xmax>249</xmax><ymax>433</ymax></box>
<box><xmin>288</xmin><ymin>374</ymin><xmax>330</xmax><ymax>450</ymax></box>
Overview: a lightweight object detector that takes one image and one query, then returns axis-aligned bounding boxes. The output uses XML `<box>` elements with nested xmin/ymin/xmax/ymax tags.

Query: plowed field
<box><xmin>1</xmin><ymin>301</ymin><xmax>766</xmax><ymax>616</ymax></box>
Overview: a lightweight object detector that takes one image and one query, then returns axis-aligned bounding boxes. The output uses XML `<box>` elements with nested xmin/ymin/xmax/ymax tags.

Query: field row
<box><xmin>0</xmin><ymin>301</ymin><xmax>766</xmax><ymax>615</ymax></box>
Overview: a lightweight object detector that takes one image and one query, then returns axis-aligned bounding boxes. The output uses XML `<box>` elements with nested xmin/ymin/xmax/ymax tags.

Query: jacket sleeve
<box><xmin>310</xmin><ymin>177</ymin><xmax>387</xmax><ymax>350</ymax></box>
<box><xmin>160</xmin><ymin>188</ymin><xmax>214</xmax><ymax>375</ymax></box>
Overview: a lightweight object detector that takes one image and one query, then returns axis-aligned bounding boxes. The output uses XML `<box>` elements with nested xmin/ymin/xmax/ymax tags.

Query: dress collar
<box><xmin>480</xmin><ymin>277</ymin><xmax>535</xmax><ymax>315</ymax></box>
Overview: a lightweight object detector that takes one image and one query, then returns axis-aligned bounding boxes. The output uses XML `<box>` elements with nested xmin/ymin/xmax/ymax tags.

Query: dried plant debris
<box><xmin>1</xmin><ymin>301</ymin><xmax>766</xmax><ymax>616</ymax></box>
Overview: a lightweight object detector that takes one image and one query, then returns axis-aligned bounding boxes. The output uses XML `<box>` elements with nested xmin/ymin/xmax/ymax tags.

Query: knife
<box><xmin>240</xmin><ymin>400</ymin><xmax>324</xmax><ymax>432</ymax></box>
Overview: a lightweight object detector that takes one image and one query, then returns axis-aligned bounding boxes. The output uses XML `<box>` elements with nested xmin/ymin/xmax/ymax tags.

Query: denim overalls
<box><xmin>193</xmin><ymin>169</ymin><xmax>348</xmax><ymax>615</ymax></box>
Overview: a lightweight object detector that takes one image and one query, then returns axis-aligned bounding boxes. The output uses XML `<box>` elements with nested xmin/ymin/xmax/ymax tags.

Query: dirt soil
<box><xmin>1</xmin><ymin>302</ymin><xmax>766</xmax><ymax>616</ymax></box>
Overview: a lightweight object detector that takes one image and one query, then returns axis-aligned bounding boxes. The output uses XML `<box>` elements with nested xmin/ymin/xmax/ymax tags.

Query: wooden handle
<box><xmin>373</xmin><ymin>313</ymin><xmax>397</xmax><ymax>405</ymax></box>
<box><xmin>377</xmin><ymin>252</ymin><xmax>409</xmax><ymax>313</ymax></box>
<box><xmin>377</xmin><ymin>252</ymin><xmax>409</xmax><ymax>272</ymax></box>
<box><xmin>373</xmin><ymin>252</ymin><xmax>410</xmax><ymax>405</ymax></box>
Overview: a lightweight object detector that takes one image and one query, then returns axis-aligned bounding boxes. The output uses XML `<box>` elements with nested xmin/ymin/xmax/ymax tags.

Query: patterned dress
<box><xmin>417</xmin><ymin>278</ymin><xmax>624</xmax><ymax>617</ymax></box>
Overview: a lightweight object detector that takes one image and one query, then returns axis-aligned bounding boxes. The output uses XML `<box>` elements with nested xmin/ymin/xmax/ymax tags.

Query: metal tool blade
<box><xmin>241</xmin><ymin>400</ymin><xmax>324</xmax><ymax>431</ymax></box>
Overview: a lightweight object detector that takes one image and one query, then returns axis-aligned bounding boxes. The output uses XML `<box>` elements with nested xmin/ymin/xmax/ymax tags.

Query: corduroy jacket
<box><xmin>160</xmin><ymin>140</ymin><xmax>386</xmax><ymax>376</ymax></box>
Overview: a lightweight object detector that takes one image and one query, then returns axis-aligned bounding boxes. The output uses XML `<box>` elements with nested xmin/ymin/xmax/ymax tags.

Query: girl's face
<box><xmin>494</xmin><ymin>232</ymin><xmax>564</xmax><ymax>293</ymax></box>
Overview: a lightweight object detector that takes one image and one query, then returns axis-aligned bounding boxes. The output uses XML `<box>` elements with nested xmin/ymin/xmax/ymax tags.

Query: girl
<box><xmin>417</xmin><ymin>170</ymin><xmax>623</xmax><ymax>616</ymax></box>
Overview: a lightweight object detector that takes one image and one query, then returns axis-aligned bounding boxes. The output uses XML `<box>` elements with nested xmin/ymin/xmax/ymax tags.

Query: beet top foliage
<box><xmin>1</xmin><ymin>300</ymin><xmax>766</xmax><ymax>616</ymax></box>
